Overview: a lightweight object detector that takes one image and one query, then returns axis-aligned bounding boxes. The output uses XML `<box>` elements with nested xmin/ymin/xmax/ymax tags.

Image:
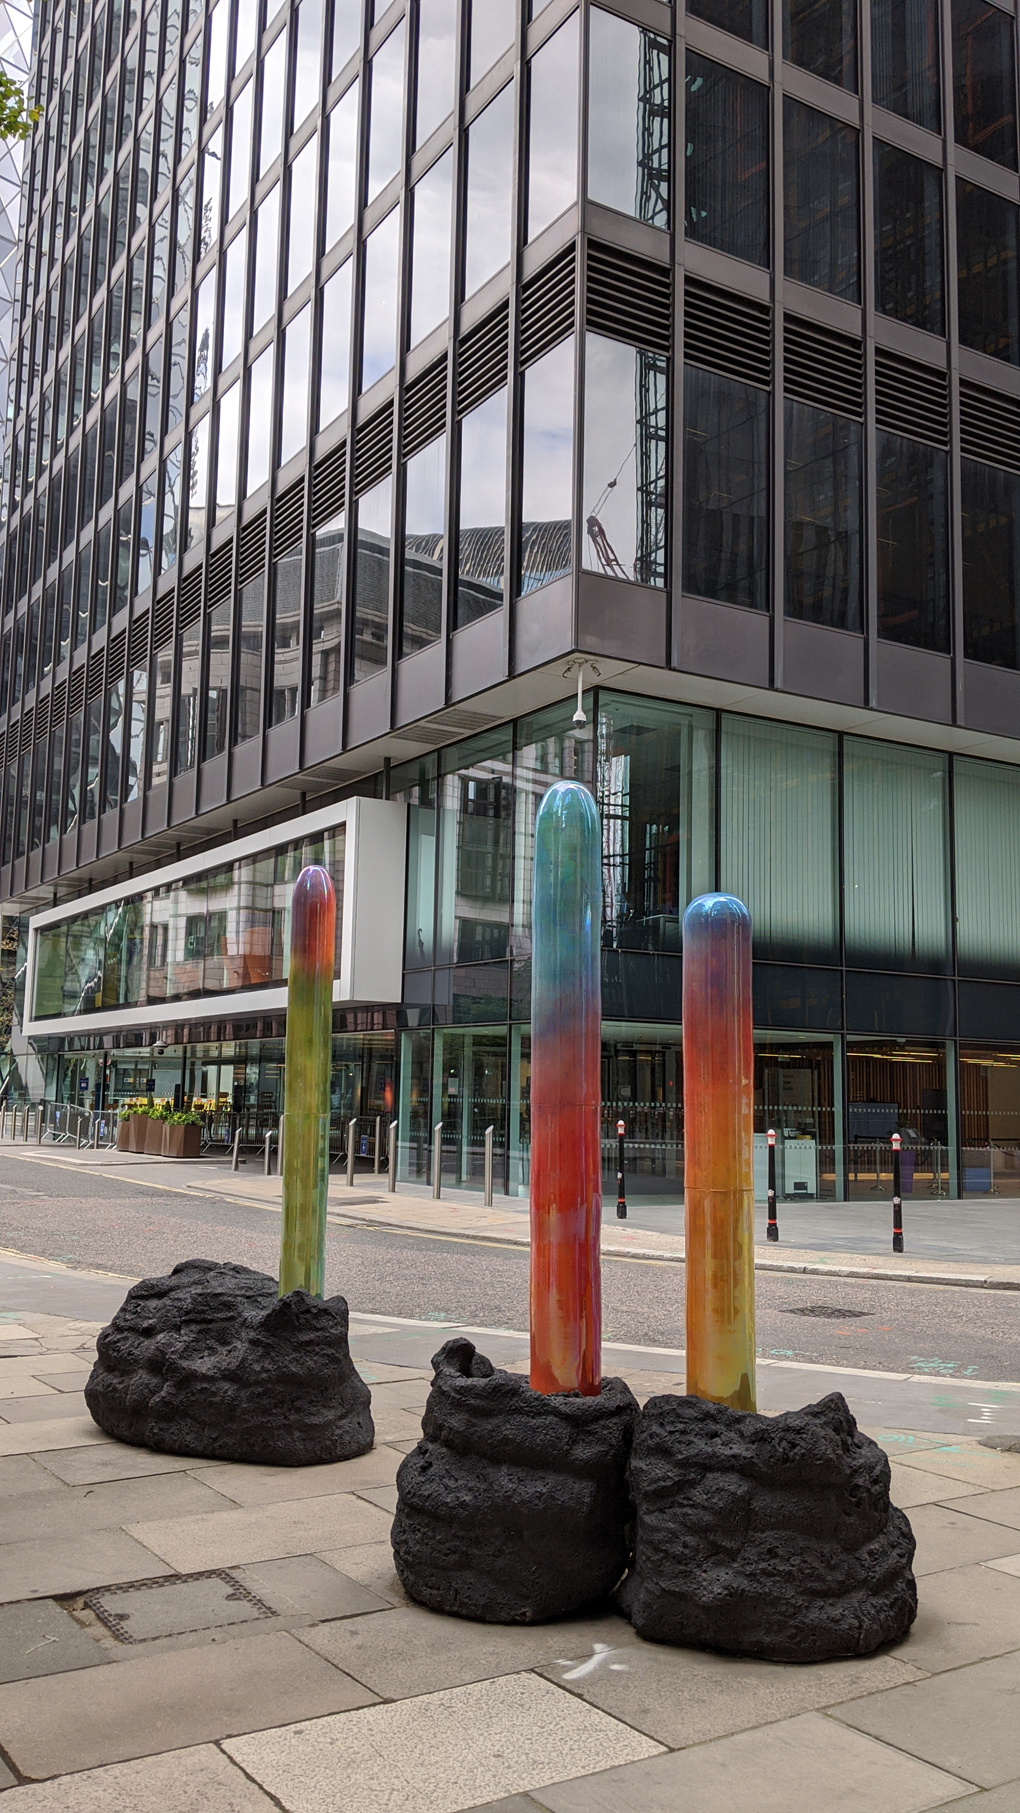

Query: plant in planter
<box><xmin>164</xmin><ymin>1108</ymin><xmax>202</xmax><ymax>1158</ymax></box>
<box><xmin>144</xmin><ymin>1100</ymin><xmax>170</xmax><ymax>1154</ymax></box>
<box><xmin>116</xmin><ymin>1098</ymin><xmax>153</xmax><ymax>1152</ymax></box>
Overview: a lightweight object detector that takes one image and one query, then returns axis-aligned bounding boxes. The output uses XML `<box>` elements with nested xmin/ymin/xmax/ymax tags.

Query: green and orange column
<box><xmin>279</xmin><ymin>865</ymin><xmax>335</xmax><ymax>1298</ymax></box>
<box><xmin>682</xmin><ymin>893</ymin><xmax>756</xmax><ymax>1411</ymax></box>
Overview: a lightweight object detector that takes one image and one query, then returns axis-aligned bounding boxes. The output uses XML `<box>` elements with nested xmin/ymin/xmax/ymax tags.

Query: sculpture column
<box><xmin>279</xmin><ymin>864</ymin><xmax>335</xmax><ymax>1298</ymax></box>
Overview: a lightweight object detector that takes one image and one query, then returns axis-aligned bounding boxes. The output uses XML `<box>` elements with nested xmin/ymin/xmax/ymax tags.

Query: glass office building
<box><xmin>4</xmin><ymin>0</ymin><xmax>1020</xmax><ymax>1206</ymax></box>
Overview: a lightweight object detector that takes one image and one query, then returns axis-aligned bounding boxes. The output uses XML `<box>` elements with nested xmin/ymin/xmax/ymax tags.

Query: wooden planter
<box><xmin>116</xmin><ymin>1120</ymin><xmax>131</xmax><ymax>1151</ymax></box>
<box><xmin>128</xmin><ymin>1114</ymin><xmax>150</xmax><ymax>1153</ymax></box>
<box><xmin>164</xmin><ymin>1122</ymin><xmax>201</xmax><ymax>1159</ymax></box>
<box><xmin>144</xmin><ymin>1118</ymin><xmax>167</xmax><ymax>1154</ymax></box>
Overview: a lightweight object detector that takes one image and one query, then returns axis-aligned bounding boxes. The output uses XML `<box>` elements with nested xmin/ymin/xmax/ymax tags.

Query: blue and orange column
<box><xmin>279</xmin><ymin>865</ymin><xmax>335</xmax><ymax>1298</ymax></box>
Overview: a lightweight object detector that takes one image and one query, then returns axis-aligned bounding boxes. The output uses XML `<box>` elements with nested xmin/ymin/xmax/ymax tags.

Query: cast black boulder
<box><xmin>619</xmin><ymin>1390</ymin><xmax>916</xmax><ymax>1662</ymax></box>
<box><xmin>85</xmin><ymin>1258</ymin><xmax>374</xmax><ymax>1466</ymax></box>
<box><xmin>392</xmin><ymin>1336</ymin><xmax>639</xmax><ymax>1624</ymax></box>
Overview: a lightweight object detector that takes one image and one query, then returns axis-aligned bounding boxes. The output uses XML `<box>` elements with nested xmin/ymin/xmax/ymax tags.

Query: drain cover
<box><xmin>783</xmin><ymin>1305</ymin><xmax>873</xmax><ymax>1320</ymax></box>
<box><xmin>84</xmin><ymin>1570</ymin><xmax>275</xmax><ymax>1643</ymax></box>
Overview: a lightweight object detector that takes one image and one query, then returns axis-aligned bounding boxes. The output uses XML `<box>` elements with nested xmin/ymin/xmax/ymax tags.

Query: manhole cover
<box><xmin>783</xmin><ymin>1305</ymin><xmax>874</xmax><ymax>1320</ymax></box>
<box><xmin>83</xmin><ymin>1570</ymin><xmax>275</xmax><ymax>1643</ymax></box>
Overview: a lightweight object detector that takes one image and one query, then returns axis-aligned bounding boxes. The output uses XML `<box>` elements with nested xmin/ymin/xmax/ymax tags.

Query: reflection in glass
<box><xmin>228</xmin><ymin>82</ymin><xmax>253</xmax><ymax>217</ymax></box>
<box><xmin>326</xmin><ymin>81</ymin><xmax>359</xmax><ymax>247</ymax></box>
<box><xmin>199</xmin><ymin>126</ymin><xmax>223</xmax><ymax>256</ymax></box>
<box><xmin>871</xmin><ymin>0</ymin><xmax>940</xmax><ymax>132</ymax></box>
<box><xmin>103</xmin><ymin>685</ymin><xmax>124</xmax><ymax>814</ymax></box>
<box><xmin>582</xmin><ymin>333</ymin><xmax>667</xmax><ymax>588</ymax></box>
<box><xmin>688</xmin><ymin>0</ymin><xmax>766</xmax><ymax>43</ymax></box>
<box><xmin>319</xmin><ymin>260</ymin><xmax>353</xmax><ymax>425</ymax></box>
<box><xmin>311</xmin><ymin>510</ymin><xmax>345</xmax><ymax>702</ymax></box>
<box><xmin>252</xmin><ymin>184</ymin><xmax>280</xmax><ymax>330</ymax></box>
<box><xmin>160</xmin><ymin>444</ymin><xmax>182</xmax><ymax>571</ymax></box>
<box><xmin>192</xmin><ymin>269</ymin><xmax>215</xmax><ymax>401</ymax></box>
<box><xmin>138</xmin><ymin>478</ymin><xmax>157</xmax><ymax>593</ymax></box>
<box><xmin>236</xmin><ymin>576</ymin><xmax>264</xmax><ymax>740</ymax></box>
<box><xmin>784</xmin><ymin>0</ymin><xmax>857</xmax><ymax>89</ymax></box>
<box><xmin>367</xmin><ymin>21</ymin><xmax>406</xmax><ymax>202</ymax></box>
<box><xmin>588</xmin><ymin>10</ymin><xmax>669</xmax><ymax>229</ymax></box>
<box><xmin>685</xmin><ymin>53</ymin><xmax>769</xmax><ymax>267</ymax></box>
<box><xmin>287</xmin><ymin>140</ymin><xmax>318</xmax><ymax>292</ymax></box>
<box><xmin>271</xmin><ymin>548</ymin><xmax>302</xmax><ymax>723</ymax></box>
<box><xmin>353</xmin><ymin>474</ymin><xmax>392</xmax><ymax>680</ymax></box>
<box><xmin>784</xmin><ymin>400</ymin><xmax>862</xmax><ymax>630</ymax></box>
<box><xmin>526</xmin><ymin>13</ymin><xmax>579</xmax><ymax>241</ymax></box>
<box><xmin>521</xmin><ymin>338</ymin><xmax>573</xmax><ymax>595</ymax></box>
<box><xmin>82</xmin><ymin>698</ymin><xmax>102</xmax><ymax>824</ymax></box>
<box><xmin>721</xmin><ymin>717</ymin><xmax>838</xmax><ymax>962</ymax></box>
<box><xmin>956</xmin><ymin>179</ymin><xmax>1020</xmax><ymax>365</ymax></box>
<box><xmin>410</xmin><ymin>150</ymin><xmax>453</xmax><ymax>347</ymax></box>
<box><xmin>874</xmin><ymin>141</ymin><xmax>944</xmax><ymax>333</ymax></box>
<box><xmin>683</xmin><ymin>364</ymin><xmax>769</xmax><ymax>611</ymax></box>
<box><xmin>962</xmin><ymin>457</ymin><xmax>1020</xmax><ymax>669</ymax></box>
<box><xmin>784</xmin><ymin>97</ymin><xmax>860</xmax><ymax>299</ymax></box>
<box><xmin>259</xmin><ymin>31</ymin><xmax>287</xmax><ymax>175</ymax></box>
<box><xmin>216</xmin><ymin>382</ymin><xmax>241</xmax><ymax>520</ymax></box>
<box><xmin>245</xmin><ymin>344</ymin><xmax>274</xmax><ymax>493</ymax></box>
<box><xmin>470</xmin><ymin>0</ymin><xmax>515</xmax><ymax>81</ymax></box>
<box><xmin>125</xmin><ymin>667</ymin><xmax>146</xmax><ymax>802</ymax></box>
<box><xmin>333</xmin><ymin>0</ymin><xmax>361</xmax><ymax>75</ymax></box>
<box><xmin>401</xmin><ymin>434</ymin><xmax>445</xmax><ymax>656</ymax></box>
<box><xmin>416</xmin><ymin>0</ymin><xmax>456</xmax><ymax>146</ymax></box>
<box><xmin>456</xmin><ymin>388</ymin><xmax>507</xmax><ymax>627</ymax></box>
<box><xmin>175</xmin><ymin>617</ymin><xmax>201</xmax><ymax>773</ymax></box>
<box><xmin>360</xmin><ymin>208</ymin><xmax>400</xmax><ymax>389</ymax></box>
<box><xmin>843</xmin><ymin>738</ymin><xmax>950</xmax><ymax>971</ymax></box>
<box><xmin>185</xmin><ymin>417</ymin><xmax>210</xmax><ymax>551</ymax></box>
<box><xmin>280</xmin><ymin>305</ymin><xmax>311</xmax><ymax>465</ymax></box>
<box><xmin>464</xmin><ymin>85</ymin><xmax>514</xmax><ymax>297</ymax></box>
<box><xmin>293</xmin><ymin>0</ymin><xmax>323</xmax><ymax>124</ymax></box>
<box><xmin>952</xmin><ymin>0</ymin><xmax>1017</xmax><ymax>169</ymax></box>
<box><xmin>207</xmin><ymin>0</ymin><xmax>229</xmax><ymax>113</ymax></box>
<box><xmin>204</xmin><ymin>603</ymin><xmax>231</xmax><ymax>759</ymax></box>
<box><xmin>876</xmin><ymin>428</ymin><xmax>948</xmax><ymax>650</ymax></box>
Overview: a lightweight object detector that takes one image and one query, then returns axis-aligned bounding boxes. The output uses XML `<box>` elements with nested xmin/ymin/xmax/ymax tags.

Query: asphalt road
<box><xmin>0</xmin><ymin>1151</ymin><xmax>1015</xmax><ymax>1385</ymax></box>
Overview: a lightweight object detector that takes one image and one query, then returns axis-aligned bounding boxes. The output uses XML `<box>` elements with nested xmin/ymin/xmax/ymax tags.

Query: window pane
<box><xmin>784</xmin><ymin>97</ymin><xmax>860</xmax><ymax>299</ymax></box>
<box><xmin>962</xmin><ymin>456</ymin><xmax>1020</xmax><ymax>669</ymax></box>
<box><xmin>175</xmin><ymin>617</ymin><xmax>200</xmax><ymax>773</ymax></box>
<box><xmin>192</xmin><ymin>268</ymin><xmax>215</xmax><ymax>401</ymax></box>
<box><xmin>955</xmin><ymin>757</ymin><xmax>1020</xmax><ymax>977</ymax></box>
<box><xmin>410</xmin><ymin>149</ymin><xmax>452</xmax><ymax>347</ymax></box>
<box><xmin>287</xmin><ymin>141</ymin><xmax>318</xmax><ymax>293</ymax></box>
<box><xmin>784</xmin><ymin>0</ymin><xmax>857</xmax><ymax>90</ymax></box>
<box><xmin>956</xmin><ymin>178</ymin><xmax>1020</xmax><ymax>365</ymax></box>
<box><xmin>199</xmin><ymin>126</ymin><xmax>223</xmax><ymax>257</ymax></box>
<box><xmin>293</xmin><ymin>0</ymin><xmax>323</xmax><ymax>125</ymax></box>
<box><xmin>245</xmin><ymin>344</ymin><xmax>274</xmax><ymax>492</ymax></box>
<box><xmin>588</xmin><ymin>10</ymin><xmax>669</xmax><ymax>229</ymax></box>
<box><xmin>685</xmin><ymin>53</ymin><xmax>769</xmax><ymax>267</ymax></box>
<box><xmin>235</xmin><ymin>575</ymin><xmax>264</xmax><ymax>740</ymax></box>
<box><xmin>125</xmin><ymin>668</ymin><xmax>146</xmax><ymax>801</ymax></box>
<box><xmin>353</xmin><ymin>473</ymin><xmax>392</xmax><ymax>680</ymax></box>
<box><xmin>253</xmin><ymin>184</ymin><xmax>280</xmax><ymax>330</ymax></box>
<box><xmin>168</xmin><ymin>307</ymin><xmax>188</xmax><ymax>427</ymax></box>
<box><xmin>456</xmin><ymin>387</ymin><xmax>506</xmax><ymax>627</ymax></box>
<box><xmin>582</xmin><ymin>332</ymin><xmax>667</xmax><ymax>588</ymax></box>
<box><xmin>402</xmin><ymin>433</ymin><xmax>445</xmax><ymax>655</ymax></box>
<box><xmin>367</xmin><ymin>20</ymin><xmax>406</xmax><ymax>202</ymax></box>
<box><xmin>527</xmin><ymin>12</ymin><xmax>579</xmax><ymax>241</ymax></box>
<box><xmin>876</xmin><ymin>428</ymin><xmax>948</xmax><ymax>650</ymax></box>
<box><xmin>221</xmin><ymin>228</ymin><xmax>247</xmax><ymax>367</ymax></box>
<box><xmin>952</xmin><ymin>0</ymin><xmax>1017</xmax><ymax>169</ymax></box>
<box><xmin>843</xmin><ymin>738</ymin><xmax>950</xmax><ymax>971</ymax></box>
<box><xmin>319</xmin><ymin>260</ymin><xmax>352</xmax><ymax>425</ymax></box>
<box><xmin>271</xmin><ymin>548</ymin><xmax>301</xmax><ymax>723</ymax></box>
<box><xmin>521</xmin><ymin>337</ymin><xmax>573</xmax><ymax>595</ymax></box>
<box><xmin>185</xmin><ymin>415</ymin><xmax>210</xmax><ymax>550</ymax></box>
<box><xmin>333</xmin><ymin>0</ymin><xmax>361</xmax><ymax>75</ymax></box>
<box><xmin>207</xmin><ymin>0</ymin><xmax>229</xmax><ymax>114</ymax></box>
<box><xmin>326</xmin><ymin>80</ymin><xmax>359</xmax><ymax>248</ymax></box>
<box><xmin>469</xmin><ymin>0</ymin><xmax>515</xmax><ymax>82</ymax></box>
<box><xmin>464</xmin><ymin>84</ymin><xmax>514</xmax><ymax>297</ymax></box>
<box><xmin>216</xmin><ymin>381</ymin><xmax>241</xmax><ymax>520</ymax></box>
<box><xmin>784</xmin><ymin>399</ymin><xmax>862</xmax><ymax>630</ymax></box>
<box><xmin>160</xmin><ymin>444</ymin><xmax>182</xmax><ymax>570</ymax></box>
<box><xmin>361</xmin><ymin>207</ymin><xmax>400</xmax><ymax>389</ymax></box>
<box><xmin>311</xmin><ymin>509</ymin><xmax>345</xmax><ymax>703</ymax></box>
<box><xmin>259</xmin><ymin>30</ymin><xmax>287</xmax><ymax>175</ymax></box>
<box><xmin>416</xmin><ymin>0</ymin><xmax>456</xmax><ymax>147</ymax></box>
<box><xmin>683</xmin><ymin>365</ymin><xmax>769</xmax><ymax>611</ymax></box>
<box><xmin>871</xmin><ymin>0</ymin><xmax>940</xmax><ymax>132</ymax></box>
<box><xmin>138</xmin><ymin>477</ymin><xmax>157</xmax><ymax>593</ymax></box>
<box><xmin>720</xmin><ymin>716</ymin><xmax>839</xmax><ymax>962</ymax></box>
<box><xmin>205</xmin><ymin>600</ymin><xmax>231</xmax><ymax>758</ymax></box>
<box><xmin>874</xmin><ymin>141</ymin><xmax>944</xmax><ymax>334</ymax></box>
<box><xmin>280</xmin><ymin>305</ymin><xmax>311</xmax><ymax>465</ymax></box>
<box><xmin>228</xmin><ymin>81</ymin><xmax>253</xmax><ymax>217</ymax></box>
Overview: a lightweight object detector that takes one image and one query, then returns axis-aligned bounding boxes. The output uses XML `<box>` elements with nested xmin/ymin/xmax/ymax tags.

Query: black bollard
<box><xmin>892</xmin><ymin>1132</ymin><xmax>904</xmax><ymax>1253</ymax></box>
<box><xmin>616</xmin><ymin>1118</ymin><xmax>627</xmax><ymax>1219</ymax></box>
<box><xmin>766</xmin><ymin>1128</ymin><xmax>779</xmax><ymax>1241</ymax></box>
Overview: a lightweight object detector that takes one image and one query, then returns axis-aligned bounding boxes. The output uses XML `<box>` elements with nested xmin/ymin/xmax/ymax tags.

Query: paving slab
<box><xmin>0</xmin><ymin>1378</ymin><xmax>57</xmax><ymax>1401</ymax></box>
<box><xmin>0</xmin><ymin>1629</ymin><xmax>378</xmax><ymax>1780</ymax></box>
<box><xmin>224</xmin><ymin>1670</ymin><xmax>663</xmax><ymax>1813</ymax></box>
<box><xmin>0</xmin><ymin>1600</ymin><xmax>107</xmax><ymax>1683</ymax></box>
<box><xmin>527</xmin><ymin>1710</ymin><xmax>975</xmax><ymax>1813</ymax></box>
<box><xmin>906</xmin><ymin>1504</ymin><xmax>1020</xmax><ymax>1575</ymax></box>
<box><xmin>0</xmin><ymin>1394</ymin><xmax>90</xmax><ymax>1424</ymax></box>
<box><xmin>888</xmin><ymin>1462</ymin><xmax>985</xmax><ymax>1509</ymax></box>
<box><xmin>0</xmin><ymin>1355</ymin><xmax>96</xmax><ymax>1380</ymax></box>
<box><xmin>231</xmin><ymin>1555</ymin><xmax>393</xmax><ymax>1625</ymax></box>
<box><xmin>206</xmin><ymin>1447</ymin><xmax>402</xmax><ymax>1507</ymax></box>
<box><xmin>0</xmin><ymin>1473</ymin><xmax>232</xmax><ymax>1546</ymax></box>
<box><xmin>0</xmin><ymin>1456</ymin><xmax>61</xmax><ymax>1498</ymax></box>
<box><xmin>948</xmin><ymin>1487</ymin><xmax>1020</xmax><ymax>1532</ymax></box>
<box><xmin>983</xmin><ymin>1553</ymin><xmax>1020</xmax><ymax>1578</ymax></box>
<box><xmin>32</xmin><ymin>1372</ymin><xmax>94</xmax><ymax>1393</ymax></box>
<box><xmin>0</xmin><ymin>1742</ymin><xmax>283</xmax><ymax>1809</ymax></box>
<box><xmin>125</xmin><ymin>1491</ymin><xmax>393</xmax><ymax>1570</ymax></box>
<box><xmin>317</xmin><ymin>1540</ymin><xmax>409</xmax><ymax>1605</ymax></box>
<box><xmin>0</xmin><ymin>1419</ymin><xmax>110</xmax><ymax>1457</ymax></box>
<box><xmin>365</xmin><ymin>1408</ymin><xmax>426</xmax><ymax>1442</ymax></box>
<box><xmin>0</xmin><ymin>1757</ymin><xmax>15</xmax><ymax>1790</ymax></box>
<box><xmin>892</xmin><ymin>1563</ymin><xmax>1020</xmax><ymax>1671</ymax></box>
<box><xmin>894</xmin><ymin>1448</ymin><xmax>1020</xmax><ymax>1490</ymax></box>
<box><xmin>928</xmin><ymin>1787</ymin><xmax>1020</xmax><ymax>1812</ymax></box>
<box><xmin>33</xmin><ymin>1446</ymin><xmax>224</xmax><ymax>1487</ymax></box>
<box><xmin>0</xmin><ymin>1530</ymin><xmax>174</xmax><ymax>1603</ymax></box>
<box><xmin>353</xmin><ymin>1484</ymin><xmax>398</xmax><ymax>1512</ymax></box>
<box><xmin>833</xmin><ymin>1650</ymin><xmax>1020</xmax><ymax>1788</ymax></box>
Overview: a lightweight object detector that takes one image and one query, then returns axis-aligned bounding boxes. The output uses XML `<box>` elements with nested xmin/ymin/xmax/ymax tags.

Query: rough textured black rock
<box><xmin>618</xmin><ymin>1391</ymin><xmax>916</xmax><ymax>1662</ymax></box>
<box><xmin>392</xmin><ymin>1337</ymin><xmax>639</xmax><ymax>1624</ymax></box>
<box><xmin>85</xmin><ymin>1258</ymin><xmax>374</xmax><ymax>1466</ymax></box>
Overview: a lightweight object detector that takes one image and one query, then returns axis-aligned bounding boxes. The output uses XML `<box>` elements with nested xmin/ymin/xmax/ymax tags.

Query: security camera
<box><xmin>152</xmin><ymin>1040</ymin><xmax>166</xmax><ymax>1056</ymax></box>
<box><xmin>572</xmin><ymin>704</ymin><xmax>587</xmax><ymax>729</ymax></box>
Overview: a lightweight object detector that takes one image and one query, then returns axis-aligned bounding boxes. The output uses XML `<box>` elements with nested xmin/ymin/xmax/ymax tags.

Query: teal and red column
<box><xmin>279</xmin><ymin>865</ymin><xmax>335</xmax><ymax>1298</ymax></box>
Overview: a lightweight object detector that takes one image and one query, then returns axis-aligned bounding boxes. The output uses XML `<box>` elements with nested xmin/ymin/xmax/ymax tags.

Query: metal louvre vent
<box><xmin>34</xmin><ymin>696</ymin><xmax>49</xmax><ymax>742</ymax></box>
<box><xmin>783</xmin><ymin>314</ymin><xmax>863</xmax><ymax>418</ymax></box>
<box><xmin>458</xmin><ymin>303</ymin><xmax>509</xmax><ymax>415</ymax></box>
<box><xmin>106</xmin><ymin>630</ymin><xmax>126</xmax><ymax>680</ymax></box>
<box><xmin>128</xmin><ymin>613</ymin><xmax>150</xmax><ymax>668</ymax></box>
<box><xmin>86</xmin><ymin>655</ymin><xmax>105</xmax><ymax>702</ymax></box>
<box><xmin>152</xmin><ymin>593</ymin><xmax>176</xmax><ymax>650</ymax></box>
<box><xmin>312</xmin><ymin>440</ymin><xmax>347</xmax><ymax>527</ymax></box>
<box><xmin>67</xmin><ymin>665</ymin><xmax>85</xmax><ymax>714</ymax></box>
<box><xmin>404</xmin><ymin>356</ymin><xmax>448</xmax><ymax>458</ymax></box>
<box><xmin>272</xmin><ymin>476</ymin><xmax>306</xmax><ymax>558</ymax></box>
<box><xmin>178</xmin><ymin>567</ymin><xmax>203</xmax><ymax>632</ymax></box>
<box><xmin>586</xmin><ymin>241</ymin><xmax>671</xmax><ymax>355</ymax></box>
<box><xmin>206</xmin><ymin>542</ymin><xmax>233</xmax><ymax>609</ymax></box>
<box><xmin>49</xmin><ymin>679</ymin><xmax>67</xmax><ymax>727</ymax></box>
<box><xmin>520</xmin><ymin>246</ymin><xmax>576</xmax><ymax>368</ymax></box>
<box><xmin>875</xmin><ymin>348</ymin><xmax>949</xmax><ymax>447</ymax></box>
<box><xmin>237</xmin><ymin>511</ymin><xmax>267</xmax><ymax>586</ymax></box>
<box><xmin>960</xmin><ymin>380</ymin><xmax>1020</xmax><ymax>472</ymax></box>
<box><xmin>354</xmin><ymin>402</ymin><xmax>394</xmax><ymax>495</ymax></box>
<box><xmin>683</xmin><ymin>277</ymin><xmax>771</xmax><ymax>389</ymax></box>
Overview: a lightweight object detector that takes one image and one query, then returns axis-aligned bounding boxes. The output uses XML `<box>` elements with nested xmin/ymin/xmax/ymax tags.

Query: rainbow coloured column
<box><xmin>682</xmin><ymin>893</ymin><xmax>756</xmax><ymax>1412</ymax></box>
<box><xmin>279</xmin><ymin>865</ymin><xmax>336</xmax><ymax>1298</ymax></box>
<box><xmin>529</xmin><ymin>779</ymin><xmax>602</xmax><ymax>1396</ymax></box>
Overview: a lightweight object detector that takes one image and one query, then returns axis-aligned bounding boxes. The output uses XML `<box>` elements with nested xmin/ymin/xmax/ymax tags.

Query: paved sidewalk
<box><xmin>1</xmin><ymin>1265</ymin><xmax>1020</xmax><ymax>1808</ymax></box>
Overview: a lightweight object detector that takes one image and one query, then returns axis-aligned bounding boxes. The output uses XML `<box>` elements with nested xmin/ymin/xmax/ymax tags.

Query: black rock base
<box><xmin>84</xmin><ymin>1258</ymin><xmax>374</xmax><ymax>1466</ymax></box>
<box><xmin>392</xmin><ymin>1337</ymin><xmax>639</xmax><ymax>1624</ymax></box>
<box><xmin>618</xmin><ymin>1391</ymin><xmax>916</xmax><ymax>1662</ymax></box>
